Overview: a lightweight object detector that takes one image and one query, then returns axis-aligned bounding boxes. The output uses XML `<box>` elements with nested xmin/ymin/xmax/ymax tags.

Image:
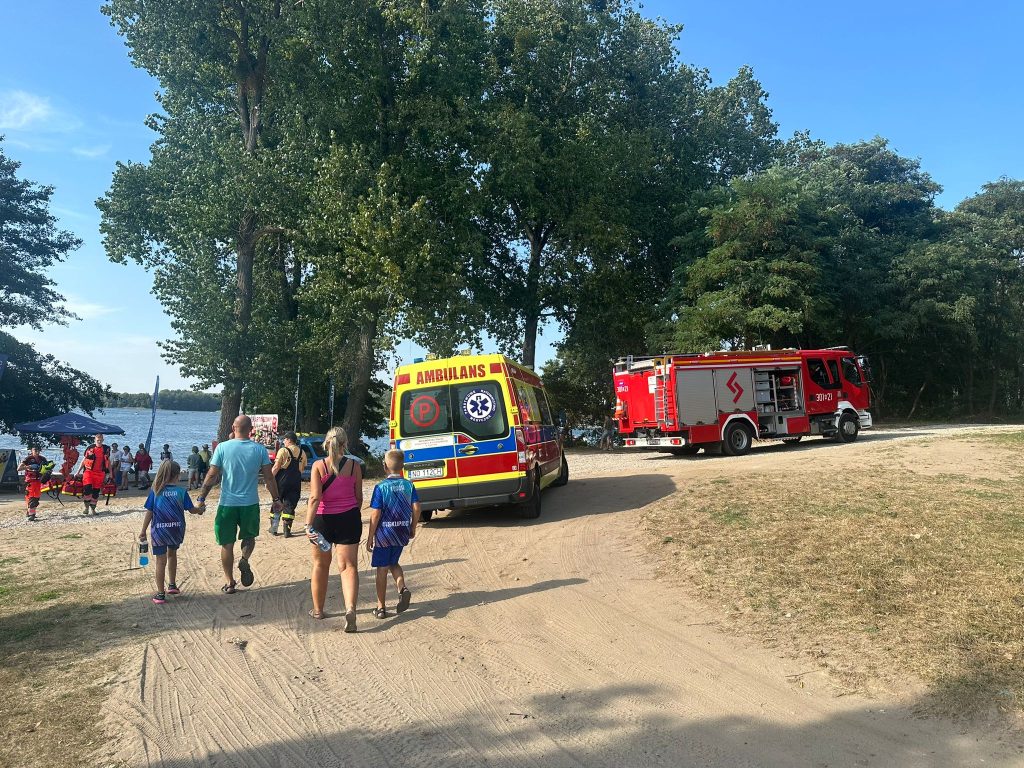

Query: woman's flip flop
<box><xmin>221</xmin><ymin>582</ymin><xmax>237</xmax><ymax>594</ymax></box>
<box><xmin>308</xmin><ymin>609</ymin><xmax>325</xmax><ymax>620</ymax></box>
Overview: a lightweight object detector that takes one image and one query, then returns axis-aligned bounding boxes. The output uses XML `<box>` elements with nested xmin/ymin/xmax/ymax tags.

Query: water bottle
<box><xmin>308</xmin><ymin>527</ymin><xmax>331</xmax><ymax>552</ymax></box>
<box><xmin>138</xmin><ymin>539</ymin><xmax>150</xmax><ymax>567</ymax></box>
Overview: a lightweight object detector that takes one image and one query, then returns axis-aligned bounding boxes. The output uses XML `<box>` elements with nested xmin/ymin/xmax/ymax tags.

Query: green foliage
<box><xmin>0</xmin><ymin>138</ymin><xmax>82</xmax><ymax>328</ymax></box>
<box><xmin>0</xmin><ymin>139</ymin><xmax>107</xmax><ymax>439</ymax></box>
<box><xmin>0</xmin><ymin>333</ymin><xmax>108</xmax><ymax>440</ymax></box>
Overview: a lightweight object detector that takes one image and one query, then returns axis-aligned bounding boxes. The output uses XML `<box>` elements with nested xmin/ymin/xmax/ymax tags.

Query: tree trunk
<box><xmin>218</xmin><ymin>382</ymin><xmax>243</xmax><ymax>441</ymax></box>
<box><xmin>342</xmin><ymin>314</ymin><xmax>378</xmax><ymax>450</ymax></box>
<box><xmin>521</xmin><ymin>233</ymin><xmax>544</xmax><ymax>370</ymax></box>
<box><xmin>906</xmin><ymin>380</ymin><xmax>927</xmax><ymax>420</ymax></box>
<box><xmin>966</xmin><ymin>350</ymin><xmax>975</xmax><ymax>415</ymax></box>
<box><xmin>987</xmin><ymin>366</ymin><xmax>999</xmax><ymax>416</ymax></box>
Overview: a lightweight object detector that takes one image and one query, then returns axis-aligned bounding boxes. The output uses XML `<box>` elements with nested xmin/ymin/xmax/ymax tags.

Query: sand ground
<box><xmin>1</xmin><ymin>425</ymin><xmax>1022</xmax><ymax>767</ymax></box>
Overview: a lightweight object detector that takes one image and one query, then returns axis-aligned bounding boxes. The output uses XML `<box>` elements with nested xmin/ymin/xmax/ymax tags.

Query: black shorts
<box><xmin>312</xmin><ymin>510</ymin><xmax>361</xmax><ymax>545</ymax></box>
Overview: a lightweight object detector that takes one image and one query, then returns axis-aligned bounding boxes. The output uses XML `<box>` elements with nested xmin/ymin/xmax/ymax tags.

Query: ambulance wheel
<box><xmin>670</xmin><ymin>445</ymin><xmax>700</xmax><ymax>456</ymax></box>
<box><xmin>420</xmin><ymin>509</ymin><xmax>434</xmax><ymax>523</ymax></box>
<box><xmin>517</xmin><ymin>473</ymin><xmax>542</xmax><ymax>519</ymax></box>
<box><xmin>722</xmin><ymin>422</ymin><xmax>754</xmax><ymax>457</ymax></box>
<box><xmin>836</xmin><ymin>412</ymin><xmax>859</xmax><ymax>443</ymax></box>
<box><xmin>551</xmin><ymin>454</ymin><xmax>569</xmax><ymax>487</ymax></box>
<box><xmin>782</xmin><ymin>436</ymin><xmax>802</xmax><ymax>445</ymax></box>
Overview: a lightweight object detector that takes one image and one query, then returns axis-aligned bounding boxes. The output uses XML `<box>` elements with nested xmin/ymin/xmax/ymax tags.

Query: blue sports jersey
<box><xmin>369</xmin><ymin>477</ymin><xmax>419</xmax><ymax>547</ymax></box>
<box><xmin>144</xmin><ymin>484</ymin><xmax>193</xmax><ymax>547</ymax></box>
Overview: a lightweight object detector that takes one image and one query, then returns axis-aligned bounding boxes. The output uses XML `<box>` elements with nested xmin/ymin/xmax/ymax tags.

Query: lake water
<box><xmin>0</xmin><ymin>407</ymin><xmax>389</xmax><ymax>467</ymax></box>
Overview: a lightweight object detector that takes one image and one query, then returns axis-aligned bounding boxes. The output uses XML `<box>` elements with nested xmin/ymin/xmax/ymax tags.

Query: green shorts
<box><xmin>214</xmin><ymin>504</ymin><xmax>261</xmax><ymax>546</ymax></box>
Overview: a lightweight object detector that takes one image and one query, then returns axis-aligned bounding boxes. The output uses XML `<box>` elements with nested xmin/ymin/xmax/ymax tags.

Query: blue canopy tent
<box><xmin>14</xmin><ymin>412</ymin><xmax>125</xmax><ymax>436</ymax></box>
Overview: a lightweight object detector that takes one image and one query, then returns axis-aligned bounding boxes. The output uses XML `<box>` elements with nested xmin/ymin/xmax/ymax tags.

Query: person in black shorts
<box><xmin>304</xmin><ymin>427</ymin><xmax>363</xmax><ymax>629</ymax></box>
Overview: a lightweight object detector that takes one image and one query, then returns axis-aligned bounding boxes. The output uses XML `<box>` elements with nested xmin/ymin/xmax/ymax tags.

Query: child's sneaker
<box><xmin>152</xmin><ymin>593</ymin><xmax>167</xmax><ymax>605</ymax></box>
<box><xmin>396</xmin><ymin>587</ymin><xmax>411</xmax><ymax>614</ymax></box>
<box><xmin>166</xmin><ymin>584</ymin><xmax>181</xmax><ymax>595</ymax></box>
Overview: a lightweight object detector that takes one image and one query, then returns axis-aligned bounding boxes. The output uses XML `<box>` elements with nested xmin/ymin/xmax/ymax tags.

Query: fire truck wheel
<box><xmin>517</xmin><ymin>472</ymin><xmax>542</xmax><ymax>519</ymax></box>
<box><xmin>836</xmin><ymin>412</ymin><xmax>860</xmax><ymax>443</ymax></box>
<box><xmin>551</xmin><ymin>454</ymin><xmax>569</xmax><ymax>487</ymax></box>
<box><xmin>781</xmin><ymin>436</ymin><xmax>802</xmax><ymax>445</ymax></box>
<box><xmin>722</xmin><ymin>422</ymin><xmax>754</xmax><ymax>457</ymax></box>
<box><xmin>420</xmin><ymin>509</ymin><xmax>434</xmax><ymax>523</ymax></box>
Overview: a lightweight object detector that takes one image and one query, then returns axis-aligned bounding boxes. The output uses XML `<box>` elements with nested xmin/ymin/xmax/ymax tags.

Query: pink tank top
<box><xmin>316</xmin><ymin>459</ymin><xmax>359</xmax><ymax>515</ymax></box>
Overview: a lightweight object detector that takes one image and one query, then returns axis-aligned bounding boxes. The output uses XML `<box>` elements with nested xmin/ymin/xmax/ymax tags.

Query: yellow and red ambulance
<box><xmin>389</xmin><ymin>353</ymin><xmax>568</xmax><ymax>520</ymax></box>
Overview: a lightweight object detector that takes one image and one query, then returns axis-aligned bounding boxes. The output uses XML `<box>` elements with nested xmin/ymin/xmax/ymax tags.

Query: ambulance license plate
<box><xmin>408</xmin><ymin>467</ymin><xmax>444</xmax><ymax>480</ymax></box>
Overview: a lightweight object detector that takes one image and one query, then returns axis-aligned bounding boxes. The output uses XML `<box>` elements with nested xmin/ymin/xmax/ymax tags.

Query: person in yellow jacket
<box><xmin>269</xmin><ymin>431</ymin><xmax>307</xmax><ymax>537</ymax></box>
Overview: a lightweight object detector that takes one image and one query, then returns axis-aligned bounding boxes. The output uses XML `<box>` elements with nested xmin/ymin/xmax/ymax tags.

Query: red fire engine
<box><xmin>613</xmin><ymin>348</ymin><xmax>872</xmax><ymax>456</ymax></box>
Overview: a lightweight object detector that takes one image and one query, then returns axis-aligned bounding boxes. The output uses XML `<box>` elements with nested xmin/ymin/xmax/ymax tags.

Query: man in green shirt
<box><xmin>196</xmin><ymin>415</ymin><xmax>283</xmax><ymax>593</ymax></box>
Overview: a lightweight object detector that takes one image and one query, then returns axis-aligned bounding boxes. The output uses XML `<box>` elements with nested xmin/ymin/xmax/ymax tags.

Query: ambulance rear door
<box><xmin>449</xmin><ymin>377</ymin><xmax>521</xmax><ymax>502</ymax></box>
<box><xmin>396</xmin><ymin>383</ymin><xmax>461</xmax><ymax>497</ymax></box>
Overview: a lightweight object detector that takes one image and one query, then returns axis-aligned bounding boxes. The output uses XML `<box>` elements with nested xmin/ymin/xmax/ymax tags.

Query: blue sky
<box><xmin>3</xmin><ymin>1</ymin><xmax>1022</xmax><ymax>392</ymax></box>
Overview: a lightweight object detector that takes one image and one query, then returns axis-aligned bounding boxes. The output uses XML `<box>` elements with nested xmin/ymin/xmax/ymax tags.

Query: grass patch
<box><xmin>0</xmin><ymin>555</ymin><xmax>126</xmax><ymax>768</ymax></box>
<box><xmin>644</xmin><ymin>439</ymin><xmax>1024</xmax><ymax>718</ymax></box>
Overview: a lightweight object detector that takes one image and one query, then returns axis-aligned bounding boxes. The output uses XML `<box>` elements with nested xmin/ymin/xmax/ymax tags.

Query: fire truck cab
<box><xmin>614</xmin><ymin>348</ymin><xmax>872</xmax><ymax>456</ymax></box>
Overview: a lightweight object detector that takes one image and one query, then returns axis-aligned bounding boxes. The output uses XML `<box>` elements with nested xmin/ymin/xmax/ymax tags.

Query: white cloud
<box><xmin>72</xmin><ymin>143</ymin><xmax>111</xmax><ymax>158</ymax></box>
<box><xmin>0</xmin><ymin>90</ymin><xmax>55</xmax><ymax>130</ymax></box>
<box><xmin>61</xmin><ymin>295</ymin><xmax>120</xmax><ymax>321</ymax></box>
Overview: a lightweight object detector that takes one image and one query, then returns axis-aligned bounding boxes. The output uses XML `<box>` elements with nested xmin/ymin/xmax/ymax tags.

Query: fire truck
<box><xmin>613</xmin><ymin>348</ymin><xmax>872</xmax><ymax>456</ymax></box>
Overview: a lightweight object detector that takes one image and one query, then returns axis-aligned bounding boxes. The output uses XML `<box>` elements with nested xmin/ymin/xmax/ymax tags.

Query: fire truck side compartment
<box><xmin>674</xmin><ymin>369</ymin><xmax>717</xmax><ymax>426</ymax></box>
<box><xmin>712</xmin><ymin>367</ymin><xmax>755</xmax><ymax>414</ymax></box>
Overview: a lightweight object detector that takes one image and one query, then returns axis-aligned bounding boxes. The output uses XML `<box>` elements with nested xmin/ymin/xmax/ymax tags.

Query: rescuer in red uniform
<box><xmin>80</xmin><ymin>434</ymin><xmax>112</xmax><ymax>515</ymax></box>
<box><xmin>18</xmin><ymin>446</ymin><xmax>45</xmax><ymax>522</ymax></box>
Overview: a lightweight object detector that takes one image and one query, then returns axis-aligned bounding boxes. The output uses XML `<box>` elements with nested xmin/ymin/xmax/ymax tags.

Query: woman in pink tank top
<box><xmin>305</xmin><ymin>427</ymin><xmax>363</xmax><ymax>629</ymax></box>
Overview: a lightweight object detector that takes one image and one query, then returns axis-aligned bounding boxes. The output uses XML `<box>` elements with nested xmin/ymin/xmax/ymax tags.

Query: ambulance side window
<box><xmin>453</xmin><ymin>381</ymin><xmax>508</xmax><ymax>440</ymax></box>
<box><xmin>535</xmin><ymin>387</ymin><xmax>553</xmax><ymax>425</ymax></box>
<box><xmin>514</xmin><ymin>381</ymin><xmax>540</xmax><ymax>425</ymax></box>
<box><xmin>399</xmin><ymin>387</ymin><xmax>451</xmax><ymax>437</ymax></box>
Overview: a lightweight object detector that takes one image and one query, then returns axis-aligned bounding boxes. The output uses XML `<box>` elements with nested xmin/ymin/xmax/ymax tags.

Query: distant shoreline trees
<box><xmin>105</xmin><ymin>390</ymin><xmax>220</xmax><ymax>412</ymax></box>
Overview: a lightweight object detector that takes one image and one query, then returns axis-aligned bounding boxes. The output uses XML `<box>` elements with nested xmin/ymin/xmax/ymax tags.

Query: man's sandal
<box><xmin>238</xmin><ymin>558</ymin><xmax>254</xmax><ymax>587</ymax></box>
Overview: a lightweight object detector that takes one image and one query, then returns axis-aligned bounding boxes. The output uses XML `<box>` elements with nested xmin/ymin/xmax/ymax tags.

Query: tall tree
<box><xmin>289</xmin><ymin>0</ymin><xmax>488</xmax><ymax>441</ymax></box>
<box><xmin>100</xmin><ymin>0</ymin><xmax>295</xmax><ymax>440</ymax></box>
<box><xmin>0</xmin><ymin>139</ymin><xmax>106</xmax><ymax>436</ymax></box>
<box><xmin>475</xmin><ymin>0</ymin><xmax>684</xmax><ymax>369</ymax></box>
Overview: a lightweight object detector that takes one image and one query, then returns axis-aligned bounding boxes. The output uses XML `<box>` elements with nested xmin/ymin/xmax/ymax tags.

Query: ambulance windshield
<box><xmin>399</xmin><ymin>382</ymin><xmax>508</xmax><ymax>441</ymax></box>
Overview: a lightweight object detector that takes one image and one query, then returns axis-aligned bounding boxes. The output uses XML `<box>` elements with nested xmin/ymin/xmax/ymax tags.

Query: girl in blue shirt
<box><xmin>140</xmin><ymin>461</ymin><xmax>196</xmax><ymax>604</ymax></box>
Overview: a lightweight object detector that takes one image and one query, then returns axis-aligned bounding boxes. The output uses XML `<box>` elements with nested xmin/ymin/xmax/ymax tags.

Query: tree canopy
<box><xmin>0</xmin><ymin>138</ymin><xmax>107</xmax><ymax>438</ymax></box>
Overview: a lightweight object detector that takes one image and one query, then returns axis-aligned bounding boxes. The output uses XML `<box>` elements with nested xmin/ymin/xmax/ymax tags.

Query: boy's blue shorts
<box><xmin>152</xmin><ymin>544</ymin><xmax>180</xmax><ymax>556</ymax></box>
<box><xmin>371</xmin><ymin>545</ymin><xmax>404</xmax><ymax>568</ymax></box>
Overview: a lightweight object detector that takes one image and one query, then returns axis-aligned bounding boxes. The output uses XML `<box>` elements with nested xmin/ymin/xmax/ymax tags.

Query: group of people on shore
<box><xmin>16</xmin><ymin>439</ymin><xmax>214</xmax><ymax>520</ymax></box>
<box><xmin>138</xmin><ymin>415</ymin><xmax>420</xmax><ymax>630</ymax></box>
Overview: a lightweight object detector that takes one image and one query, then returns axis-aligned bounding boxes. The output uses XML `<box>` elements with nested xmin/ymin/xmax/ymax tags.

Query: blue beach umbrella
<box><xmin>14</xmin><ymin>412</ymin><xmax>126</xmax><ymax>436</ymax></box>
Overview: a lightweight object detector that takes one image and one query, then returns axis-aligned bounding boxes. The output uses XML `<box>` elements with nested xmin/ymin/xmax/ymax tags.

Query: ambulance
<box><xmin>389</xmin><ymin>353</ymin><xmax>568</xmax><ymax>520</ymax></box>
